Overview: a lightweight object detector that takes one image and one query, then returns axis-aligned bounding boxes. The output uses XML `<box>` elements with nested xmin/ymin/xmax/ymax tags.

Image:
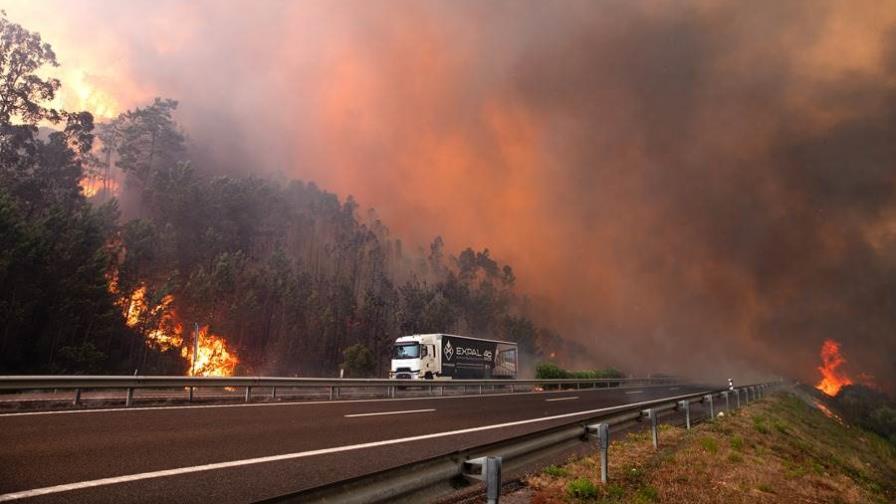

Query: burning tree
<box><xmin>816</xmin><ymin>339</ymin><xmax>853</xmax><ymax>396</ymax></box>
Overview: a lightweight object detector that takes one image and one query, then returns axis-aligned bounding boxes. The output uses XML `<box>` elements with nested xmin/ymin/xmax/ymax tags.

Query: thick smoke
<box><xmin>7</xmin><ymin>0</ymin><xmax>896</xmax><ymax>389</ymax></box>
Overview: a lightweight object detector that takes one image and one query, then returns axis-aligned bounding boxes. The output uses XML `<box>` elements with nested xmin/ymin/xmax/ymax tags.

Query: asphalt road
<box><xmin>0</xmin><ymin>384</ymin><xmax>710</xmax><ymax>503</ymax></box>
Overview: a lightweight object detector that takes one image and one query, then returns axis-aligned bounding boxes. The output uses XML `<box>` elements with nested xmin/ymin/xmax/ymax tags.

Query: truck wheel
<box><xmin>424</xmin><ymin>372</ymin><xmax>433</xmax><ymax>380</ymax></box>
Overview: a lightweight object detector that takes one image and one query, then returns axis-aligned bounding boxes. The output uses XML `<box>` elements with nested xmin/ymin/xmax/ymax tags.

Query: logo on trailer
<box><xmin>444</xmin><ymin>340</ymin><xmax>454</xmax><ymax>360</ymax></box>
<box><xmin>483</xmin><ymin>350</ymin><xmax>493</xmax><ymax>361</ymax></box>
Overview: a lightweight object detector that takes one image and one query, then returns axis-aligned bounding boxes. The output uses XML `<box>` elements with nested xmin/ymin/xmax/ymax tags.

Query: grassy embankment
<box><xmin>524</xmin><ymin>391</ymin><xmax>896</xmax><ymax>503</ymax></box>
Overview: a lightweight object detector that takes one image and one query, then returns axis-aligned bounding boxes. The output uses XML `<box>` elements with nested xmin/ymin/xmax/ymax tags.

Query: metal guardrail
<box><xmin>263</xmin><ymin>381</ymin><xmax>783</xmax><ymax>504</ymax></box>
<box><xmin>0</xmin><ymin>375</ymin><xmax>678</xmax><ymax>407</ymax></box>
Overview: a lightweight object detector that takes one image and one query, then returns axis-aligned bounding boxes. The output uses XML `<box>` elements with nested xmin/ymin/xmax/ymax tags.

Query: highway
<box><xmin>0</xmin><ymin>384</ymin><xmax>710</xmax><ymax>503</ymax></box>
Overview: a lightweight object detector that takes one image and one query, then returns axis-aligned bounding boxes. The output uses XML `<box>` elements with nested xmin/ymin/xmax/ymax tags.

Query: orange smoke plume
<box><xmin>815</xmin><ymin>339</ymin><xmax>853</xmax><ymax>396</ymax></box>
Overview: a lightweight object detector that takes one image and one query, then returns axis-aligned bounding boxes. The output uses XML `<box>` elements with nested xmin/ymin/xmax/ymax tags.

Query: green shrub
<box><xmin>535</xmin><ymin>363</ymin><xmax>626</xmax><ymax>381</ymax></box>
<box><xmin>773</xmin><ymin>420</ymin><xmax>790</xmax><ymax>434</ymax></box>
<box><xmin>699</xmin><ymin>437</ymin><xmax>719</xmax><ymax>453</ymax></box>
<box><xmin>730</xmin><ymin>435</ymin><xmax>744</xmax><ymax>451</ymax></box>
<box><xmin>753</xmin><ymin>415</ymin><xmax>770</xmax><ymax>434</ymax></box>
<box><xmin>536</xmin><ymin>362</ymin><xmax>568</xmax><ymax>379</ymax></box>
<box><xmin>635</xmin><ymin>485</ymin><xmax>659</xmax><ymax>502</ymax></box>
<box><xmin>566</xmin><ymin>477</ymin><xmax>598</xmax><ymax>499</ymax></box>
<box><xmin>606</xmin><ymin>484</ymin><xmax>625</xmax><ymax>499</ymax></box>
<box><xmin>340</xmin><ymin>344</ymin><xmax>376</xmax><ymax>377</ymax></box>
<box><xmin>543</xmin><ymin>464</ymin><xmax>568</xmax><ymax>477</ymax></box>
<box><xmin>596</xmin><ymin>368</ymin><xmax>624</xmax><ymax>379</ymax></box>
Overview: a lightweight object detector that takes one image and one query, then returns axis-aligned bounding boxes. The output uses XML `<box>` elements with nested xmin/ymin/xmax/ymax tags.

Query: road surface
<box><xmin>0</xmin><ymin>384</ymin><xmax>709</xmax><ymax>503</ymax></box>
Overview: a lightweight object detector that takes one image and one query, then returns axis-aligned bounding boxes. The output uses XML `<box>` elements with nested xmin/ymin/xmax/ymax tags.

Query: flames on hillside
<box><xmin>110</xmin><ymin>277</ymin><xmax>239</xmax><ymax>376</ymax></box>
<box><xmin>815</xmin><ymin>339</ymin><xmax>853</xmax><ymax>396</ymax></box>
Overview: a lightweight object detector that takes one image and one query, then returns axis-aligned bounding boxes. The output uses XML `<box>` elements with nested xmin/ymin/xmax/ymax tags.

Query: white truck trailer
<box><xmin>389</xmin><ymin>333</ymin><xmax>518</xmax><ymax>380</ymax></box>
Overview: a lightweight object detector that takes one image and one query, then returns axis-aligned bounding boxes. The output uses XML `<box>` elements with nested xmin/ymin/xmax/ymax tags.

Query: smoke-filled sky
<box><xmin>6</xmin><ymin>0</ymin><xmax>896</xmax><ymax>389</ymax></box>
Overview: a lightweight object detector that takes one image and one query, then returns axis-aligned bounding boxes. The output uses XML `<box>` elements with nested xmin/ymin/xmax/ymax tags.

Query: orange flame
<box><xmin>183</xmin><ymin>326</ymin><xmax>239</xmax><ymax>377</ymax></box>
<box><xmin>116</xmin><ymin>284</ymin><xmax>239</xmax><ymax>376</ymax></box>
<box><xmin>80</xmin><ymin>176</ymin><xmax>119</xmax><ymax>198</ymax></box>
<box><xmin>815</xmin><ymin>339</ymin><xmax>852</xmax><ymax>396</ymax></box>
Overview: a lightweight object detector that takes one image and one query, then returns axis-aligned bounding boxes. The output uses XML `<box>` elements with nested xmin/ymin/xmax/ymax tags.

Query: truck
<box><xmin>389</xmin><ymin>333</ymin><xmax>518</xmax><ymax>380</ymax></box>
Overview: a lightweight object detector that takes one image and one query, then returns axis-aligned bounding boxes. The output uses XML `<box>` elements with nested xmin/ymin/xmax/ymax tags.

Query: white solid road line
<box><xmin>345</xmin><ymin>408</ymin><xmax>435</xmax><ymax>418</ymax></box>
<box><xmin>0</xmin><ymin>385</ymin><xmax>677</xmax><ymax>418</ymax></box>
<box><xmin>0</xmin><ymin>390</ymin><xmax>708</xmax><ymax>502</ymax></box>
<box><xmin>625</xmin><ymin>390</ymin><xmax>645</xmax><ymax>395</ymax></box>
<box><xmin>545</xmin><ymin>396</ymin><xmax>578</xmax><ymax>402</ymax></box>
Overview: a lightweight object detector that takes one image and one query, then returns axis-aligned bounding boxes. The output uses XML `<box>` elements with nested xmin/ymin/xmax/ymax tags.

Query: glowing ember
<box><xmin>813</xmin><ymin>400</ymin><xmax>843</xmax><ymax>424</ymax></box>
<box><xmin>815</xmin><ymin>339</ymin><xmax>852</xmax><ymax>396</ymax></box>
<box><xmin>115</xmin><ymin>284</ymin><xmax>239</xmax><ymax>376</ymax></box>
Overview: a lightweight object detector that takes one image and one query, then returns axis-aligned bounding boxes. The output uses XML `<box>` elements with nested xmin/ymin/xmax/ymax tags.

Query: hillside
<box><xmin>517</xmin><ymin>391</ymin><xmax>896</xmax><ymax>503</ymax></box>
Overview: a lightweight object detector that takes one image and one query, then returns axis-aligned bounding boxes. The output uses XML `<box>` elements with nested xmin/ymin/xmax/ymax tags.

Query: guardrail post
<box><xmin>463</xmin><ymin>456</ymin><xmax>503</xmax><ymax>504</ymax></box>
<box><xmin>479</xmin><ymin>384</ymin><xmax>483</xmax><ymax>395</ymax></box>
<box><xmin>73</xmin><ymin>388</ymin><xmax>81</xmax><ymax>406</ymax></box>
<box><xmin>126</xmin><ymin>387</ymin><xmax>134</xmax><ymax>407</ymax></box>
<box><xmin>735</xmin><ymin>389</ymin><xmax>740</xmax><ymax>408</ymax></box>
<box><xmin>678</xmin><ymin>400</ymin><xmax>691</xmax><ymax>429</ymax></box>
<box><xmin>390</xmin><ymin>386</ymin><xmax>395</xmax><ymax>399</ymax></box>
<box><xmin>642</xmin><ymin>408</ymin><xmax>658</xmax><ymax>449</ymax></box>
<box><xmin>188</xmin><ymin>386</ymin><xmax>194</xmax><ymax>402</ymax></box>
<box><xmin>271</xmin><ymin>386</ymin><xmax>277</xmax><ymax>400</ymax></box>
<box><xmin>486</xmin><ymin>456</ymin><xmax>502</xmax><ymax>504</ymax></box>
<box><xmin>722</xmin><ymin>391</ymin><xmax>730</xmax><ymax>412</ymax></box>
<box><xmin>587</xmin><ymin>423</ymin><xmax>610</xmax><ymax>484</ymax></box>
<box><xmin>329</xmin><ymin>386</ymin><xmax>335</xmax><ymax>400</ymax></box>
<box><xmin>704</xmin><ymin>394</ymin><xmax>714</xmax><ymax>419</ymax></box>
<box><xmin>245</xmin><ymin>386</ymin><xmax>252</xmax><ymax>403</ymax></box>
<box><xmin>439</xmin><ymin>385</ymin><xmax>445</xmax><ymax>396</ymax></box>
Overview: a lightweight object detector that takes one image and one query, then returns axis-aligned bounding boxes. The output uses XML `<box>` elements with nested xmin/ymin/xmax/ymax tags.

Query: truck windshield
<box><xmin>393</xmin><ymin>343</ymin><xmax>420</xmax><ymax>359</ymax></box>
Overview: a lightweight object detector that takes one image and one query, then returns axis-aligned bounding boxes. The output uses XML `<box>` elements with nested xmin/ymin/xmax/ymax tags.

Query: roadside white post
<box><xmin>463</xmin><ymin>456</ymin><xmax>503</xmax><ymax>504</ymax></box>
<box><xmin>643</xmin><ymin>408</ymin><xmax>658</xmax><ymax>449</ymax></box>
<box><xmin>678</xmin><ymin>400</ymin><xmax>691</xmax><ymax>430</ymax></box>
<box><xmin>587</xmin><ymin>422</ymin><xmax>610</xmax><ymax>484</ymax></box>
<box><xmin>486</xmin><ymin>456</ymin><xmax>502</xmax><ymax>504</ymax></box>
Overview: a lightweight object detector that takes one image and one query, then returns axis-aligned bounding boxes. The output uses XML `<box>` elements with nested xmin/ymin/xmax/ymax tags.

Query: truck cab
<box><xmin>389</xmin><ymin>334</ymin><xmax>439</xmax><ymax>379</ymax></box>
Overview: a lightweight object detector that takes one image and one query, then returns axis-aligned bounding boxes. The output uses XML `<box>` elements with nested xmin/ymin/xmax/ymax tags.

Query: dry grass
<box><xmin>523</xmin><ymin>392</ymin><xmax>896</xmax><ymax>503</ymax></box>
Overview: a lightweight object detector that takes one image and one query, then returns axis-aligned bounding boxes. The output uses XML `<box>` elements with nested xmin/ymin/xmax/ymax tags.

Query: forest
<box><xmin>0</xmin><ymin>13</ymin><xmax>580</xmax><ymax>377</ymax></box>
